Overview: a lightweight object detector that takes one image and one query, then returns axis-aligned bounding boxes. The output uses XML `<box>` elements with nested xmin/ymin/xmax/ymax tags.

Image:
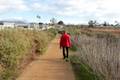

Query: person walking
<box><xmin>60</xmin><ymin>30</ymin><xmax>71</xmax><ymax>60</ymax></box>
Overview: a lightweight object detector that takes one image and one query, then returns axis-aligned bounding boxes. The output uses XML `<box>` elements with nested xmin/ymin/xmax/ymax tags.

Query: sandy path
<box><xmin>16</xmin><ymin>35</ymin><xmax>75</xmax><ymax>80</ymax></box>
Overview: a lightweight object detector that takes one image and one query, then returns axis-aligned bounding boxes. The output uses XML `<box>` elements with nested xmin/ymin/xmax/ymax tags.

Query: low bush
<box><xmin>0</xmin><ymin>28</ymin><xmax>56</xmax><ymax>80</ymax></box>
<box><xmin>70</xmin><ymin>56</ymin><xmax>101</xmax><ymax>80</ymax></box>
<box><xmin>70</xmin><ymin>39</ymin><xmax>78</xmax><ymax>51</ymax></box>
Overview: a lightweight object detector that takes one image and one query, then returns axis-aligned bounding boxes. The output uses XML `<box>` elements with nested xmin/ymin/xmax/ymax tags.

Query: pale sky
<box><xmin>0</xmin><ymin>0</ymin><xmax>120</xmax><ymax>24</ymax></box>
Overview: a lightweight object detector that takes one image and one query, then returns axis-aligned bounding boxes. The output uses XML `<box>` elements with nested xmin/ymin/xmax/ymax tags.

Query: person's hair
<box><xmin>62</xmin><ymin>30</ymin><xmax>66</xmax><ymax>34</ymax></box>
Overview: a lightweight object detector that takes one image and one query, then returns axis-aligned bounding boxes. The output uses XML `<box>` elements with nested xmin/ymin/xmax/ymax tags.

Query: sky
<box><xmin>0</xmin><ymin>0</ymin><xmax>120</xmax><ymax>24</ymax></box>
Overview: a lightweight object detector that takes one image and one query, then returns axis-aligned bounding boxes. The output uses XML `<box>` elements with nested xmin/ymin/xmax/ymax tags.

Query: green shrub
<box><xmin>70</xmin><ymin>40</ymin><xmax>78</xmax><ymax>51</ymax></box>
<box><xmin>33</xmin><ymin>31</ymin><xmax>49</xmax><ymax>54</ymax></box>
<box><xmin>70</xmin><ymin>56</ymin><xmax>101</xmax><ymax>80</ymax></box>
<box><xmin>0</xmin><ymin>28</ymin><xmax>56</xmax><ymax>80</ymax></box>
<box><xmin>0</xmin><ymin>68</ymin><xmax>18</xmax><ymax>80</ymax></box>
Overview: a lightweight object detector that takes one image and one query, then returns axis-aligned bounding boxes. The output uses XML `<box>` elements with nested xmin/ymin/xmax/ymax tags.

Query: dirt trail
<box><xmin>16</xmin><ymin>35</ymin><xmax>75</xmax><ymax>80</ymax></box>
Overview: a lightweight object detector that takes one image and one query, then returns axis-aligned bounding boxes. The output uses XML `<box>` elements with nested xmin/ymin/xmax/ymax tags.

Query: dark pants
<box><xmin>62</xmin><ymin>47</ymin><xmax>69</xmax><ymax>59</ymax></box>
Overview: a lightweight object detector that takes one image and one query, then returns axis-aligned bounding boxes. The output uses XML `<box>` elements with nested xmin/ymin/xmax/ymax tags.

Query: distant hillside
<box><xmin>0</xmin><ymin>20</ymin><xmax>28</xmax><ymax>24</ymax></box>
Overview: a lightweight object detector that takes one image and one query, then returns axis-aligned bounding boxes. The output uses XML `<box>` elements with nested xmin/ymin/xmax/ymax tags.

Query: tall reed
<box><xmin>77</xmin><ymin>33</ymin><xmax>120</xmax><ymax>80</ymax></box>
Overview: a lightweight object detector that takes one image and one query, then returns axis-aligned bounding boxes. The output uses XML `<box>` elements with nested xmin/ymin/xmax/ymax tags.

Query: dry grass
<box><xmin>76</xmin><ymin>32</ymin><xmax>120</xmax><ymax>80</ymax></box>
<box><xmin>0</xmin><ymin>65</ymin><xmax>3</xmax><ymax>72</ymax></box>
<box><xmin>0</xmin><ymin>28</ymin><xmax>56</xmax><ymax>80</ymax></box>
<box><xmin>65</xmin><ymin>27</ymin><xmax>120</xmax><ymax>80</ymax></box>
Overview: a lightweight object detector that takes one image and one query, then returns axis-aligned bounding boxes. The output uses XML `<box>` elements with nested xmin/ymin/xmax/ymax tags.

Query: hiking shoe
<box><xmin>65</xmin><ymin>58</ymin><xmax>69</xmax><ymax>62</ymax></box>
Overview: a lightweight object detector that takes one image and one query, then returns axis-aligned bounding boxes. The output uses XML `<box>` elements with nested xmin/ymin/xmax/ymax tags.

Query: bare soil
<box><xmin>16</xmin><ymin>35</ymin><xmax>75</xmax><ymax>80</ymax></box>
<box><xmin>89</xmin><ymin>28</ymin><xmax>120</xmax><ymax>33</ymax></box>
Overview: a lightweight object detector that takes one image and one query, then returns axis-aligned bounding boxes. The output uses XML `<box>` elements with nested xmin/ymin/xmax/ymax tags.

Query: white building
<box><xmin>28</xmin><ymin>23</ymin><xmax>54</xmax><ymax>30</ymax></box>
<box><xmin>0</xmin><ymin>21</ymin><xmax>15</xmax><ymax>29</ymax></box>
<box><xmin>3</xmin><ymin>22</ymin><xmax>15</xmax><ymax>28</ymax></box>
<box><xmin>0</xmin><ymin>20</ymin><xmax>28</xmax><ymax>29</ymax></box>
<box><xmin>0</xmin><ymin>20</ymin><xmax>55</xmax><ymax>30</ymax></box>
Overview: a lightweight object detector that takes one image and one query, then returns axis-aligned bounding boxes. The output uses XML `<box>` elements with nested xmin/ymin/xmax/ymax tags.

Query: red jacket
<box><xmin>60</xmin><ymin>33</ymin><xmax>71</xmax><ymax>47</ymax></box>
